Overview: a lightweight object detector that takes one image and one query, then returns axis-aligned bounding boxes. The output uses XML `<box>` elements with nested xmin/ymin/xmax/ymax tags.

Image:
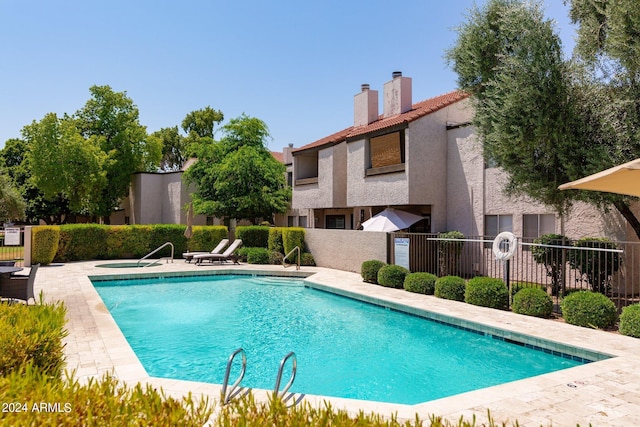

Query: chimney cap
<box><xmin>392</xmin><ymin>71</ymin><xmax>402</xmax><ymax>78</ymax></box>
<box><xmin>361</xmin><ymin>83</ymin><xmax>370</xmax><ymax>91</ymax></box>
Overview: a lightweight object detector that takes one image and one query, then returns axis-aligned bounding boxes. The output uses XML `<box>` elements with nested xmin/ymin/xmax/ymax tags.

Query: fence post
<box><xmin>23</xmin><ymin>226</ymin><xmax>32</xmax><ymax>267</ymax></box>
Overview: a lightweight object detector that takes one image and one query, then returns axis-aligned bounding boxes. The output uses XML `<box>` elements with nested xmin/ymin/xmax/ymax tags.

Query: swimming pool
<box><xmin>92</xmin><ymin>273</ymin><xmax>600</xmax><ymax>405</ymax></box>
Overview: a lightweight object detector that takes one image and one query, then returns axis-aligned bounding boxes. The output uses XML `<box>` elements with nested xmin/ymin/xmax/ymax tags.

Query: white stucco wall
<box><xmin>292</xmin><ymin>143</ymin><xmax>346</xmax><ymax>209</ymax></box>
<box><xmin>304</xmin><ymin>228</ymin><xmax>387</xmax><ymax>272</ymax></box>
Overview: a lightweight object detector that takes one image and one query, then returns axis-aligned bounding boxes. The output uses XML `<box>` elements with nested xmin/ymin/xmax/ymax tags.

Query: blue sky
<box><xmin>0</xmin><ymin>1</ymin><xmax>576</xmax><ymax>153</ymax></box>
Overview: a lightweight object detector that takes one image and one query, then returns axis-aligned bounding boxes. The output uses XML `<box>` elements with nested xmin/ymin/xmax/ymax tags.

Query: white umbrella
<box><xmin>361</xmin><ymin>208</ymin><xmax>423</xmax><ymax>232</ymax></box>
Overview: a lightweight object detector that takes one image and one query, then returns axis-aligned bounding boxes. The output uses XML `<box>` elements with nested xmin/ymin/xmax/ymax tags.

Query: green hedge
<box><xmin>268</xmin><ymin>227</ymin><xmax>284</xmax><ymax>253</ymax></box>
<box><xmin>245</xmin><ymin>247</ymin><xmax>270</xmax><ymax>264</ymax></box>
<box><xmin>188</xmin><ymin>226</ymin><xmax>228</xmax><ymax>252</ymax></box>
<box><xmin>512</xmin><ymin>287</ymin><xmax>553</xmax><ymax>318</ymax></box>
<box><xmin>0</xmin><ymin>301</ymin><xmax>67</xmax><ymax>378</ymax></box>
<box><xmin>55</xmin><ymin>224</ymin><xmax>109</xmax><ymax>262</ymax></box>
<box><xmin>31</xmin><ymin>226</ymin><xmax>60</xmax><ymax>265</ymax></box>
<box><xmin>377</xmin><ymin>265</ymin><xmax>409</xmax><ymax>288</ymax></box>
<box><xmin>404</xmin><ymin>272</ymin><xmax>437</xmax><ymax>295</ymax></box>
<box><xmin>282</xmin><ymin>227</ymin><xmax>305</xmax><ymax>263</ymax></box>
<box><xmin>561</xmin><ymin>291</ymin><xmax>617</xmax><ymax>329</ymax></box>
<box><xmin>465</xmin><ymin>277</ymin><xmax>508</xmax><ymax>309</ymax></box>
<box><xmin>619</xmin><ymin>304</ymin><xmax>640</xmax><ymax>338</ymax></box>
<box><xmin>236</xmin><ymin>226</ymin><xmax>270</xmax><ymax>248</ymax></box>
<box><xmin>361</xmin><ymin>260</ymin><xmax>386</xmax><ymax>284</ymax></box>
<box><xmin>434</xmin><ymin>276</ymin><xmax>466</xmax><ymax>301</ymax></box>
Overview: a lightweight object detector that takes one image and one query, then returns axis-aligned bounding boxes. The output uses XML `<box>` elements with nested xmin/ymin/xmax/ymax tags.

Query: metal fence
<box><xmin>390</xmin><ymin>232</ymin><xmax>639</xmax><ymax>312</ymax></box>
<box><xmin>0</xmin><ymin>226</ymin><xmax>25</xmax><ymax>266</ymax></box>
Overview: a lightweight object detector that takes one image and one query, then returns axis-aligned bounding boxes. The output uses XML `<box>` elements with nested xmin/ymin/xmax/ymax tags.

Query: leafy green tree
<box><xmin>74</xmin><ymin>85</ymin><xmax>161</xmax><ymax>219</ymax></box>
<box><xmin>181</xmin><ymin>106</ymin><xmax>224</xmax><ymax>139</ymax></box>
<box><xmin>149</xmin><ymin>126</ymin><xmax>187</xmax><ymax>171</ymax></box>
<box><xmin>184</xmin><ymin>114</ymin><xmax>290</xmax><ymax>229</ymax></box>
<box><xmin>447</xmin><ymin>0</ymin><xmax>640</xmax><ymax>238</ymax></box>
<box><xmin>0</xmin><ymin>172</ymin><xmax>25</xmax><ymax>222</ymax></box>
<box><xmin>23</xmin><ymin>113</ymin><xmax>108</xmax><ymax>215</ymax></box>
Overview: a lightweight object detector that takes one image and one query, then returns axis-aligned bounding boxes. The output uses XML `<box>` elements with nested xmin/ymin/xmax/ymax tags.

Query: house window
<box><xmin>286</xmin><ymin>171</ymin><xmax>293</xmax><ymax>187</ymax></box>
<box><xmin>299</xmin><ymin>216</ymin><xmax>307</xmax><ymax>228</ymax></box>
<box><xmin>523</xmin><ymin>214</ymin><xmax>555</xmax><ymax>239</ymax></box>
<box><xmin>366</xmin><ymin>130</ymin><xmax>405</xmax><ymax>176</ymax></box>
<box><xmin>485</xmin><ymin>215</ymin><xmax>513</xmax><ymax>239</ymax></box>
<box><xmin>326</xmin><ymin>215</ymin><xmax>345</xmax><ymax>229</ymax></box>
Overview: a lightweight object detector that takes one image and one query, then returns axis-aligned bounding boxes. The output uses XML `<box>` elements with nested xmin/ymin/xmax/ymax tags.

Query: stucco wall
<box><xmin>304</xmin><ymin>228</ymin><xmax>387</xmax><ymax>272</ymax></box>
<box><xmin>292</xmin><ymin>144</ymin><xmax>341</xmax><ymax>209</ymax></box>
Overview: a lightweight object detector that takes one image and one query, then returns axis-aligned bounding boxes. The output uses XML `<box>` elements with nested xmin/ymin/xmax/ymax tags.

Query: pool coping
<box><xmin>39</xmin><ymin>261</ymin><xmax>640</xmax><ymax>426</ymax></box>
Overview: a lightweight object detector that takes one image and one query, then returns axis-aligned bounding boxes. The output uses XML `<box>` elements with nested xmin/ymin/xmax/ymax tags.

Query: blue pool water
<box><xmin>93</xmin><ymin>274</ymin><xmax>587</xmax><ymax>404</ymax></box>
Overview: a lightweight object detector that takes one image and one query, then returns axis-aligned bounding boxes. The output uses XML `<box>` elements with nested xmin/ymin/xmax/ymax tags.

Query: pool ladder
<box><xmin>221</xmin><ymin>348</ymin><xmax>303</xmax><ymax>406</ymax></box>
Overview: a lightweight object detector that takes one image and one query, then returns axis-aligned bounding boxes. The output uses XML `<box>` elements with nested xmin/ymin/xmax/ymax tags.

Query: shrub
<box><xmin>0</xmin><ymin>301</ymin><xmax>67</xmax><ymax>377</ymax></box>
<box><xmin>189</xmin><ymin>226</ymin><xmax>228</xmax><ymax>252</ymax></box>
<box><xmin>619</xmin><ymin>304</ymin><xmax>640</xmax><ymax>338</ymax></box>
<box><xmin>465</xmin><ymin>277</ymin><xmax>508</xmax><ymax>309</ymax></box>
<box><xmin>438</xmin><ymin>230</ymin><xmax>465</xmax><ymax>276</ymax></box>
<box><xmin>268</xmin><ymin>227</ymin><xmax>284</xmax><ymax>253</ymax></box>
<box><xmin>531</xmin><ymin>234</ymin><xmax>570</xmax><ymax>296</ymax></box>
<box><xmin>55</xmin><ymin>224</ymin><xmax>109</xmax><ymax>262</ymax></box>
<box><xmin>269</xmin><ymin>250</ymin><xmax>284</xmax><ymax>265</ymax></box>
<box><xmin>568</xmin><ymin>237</ymin><xmax>621</xmax><ymax>295</ymax></box>
<box><xmin>403</xmin><ymin>272</ymin><xmax>437</xmax><ymax>295</ymax></box>
<box><xmin>434</xmin><ymin>276</ymin><xmax>466</xmax><ymax>301</ymax></box>
<box><xmin>245</xmin><ymin>247</ymin><xmax>270</xmax><ymax>264</ymax></box>
<box><xmin>561</xmin><ymin>291</ymin><xmax>617</xmax><ymax>329</ymax></box>
<box><xmin>31</xmin><ymin>226</ymin><xmax>60</xmax><ymax>265</ymax></box>
<box><xmin>512</xmin><ymin>287</ymin><xmax>553</xmax><ymax>318</ymax></box>
<box><xmin>148</xmin><ymin>224</ymin><xmax>188</xmax><ymax>258</ymax></box>
<box><xmin>236</xmin><ymin>226</ymin><xmax>270</xmax><ymax>248</ymax></box>
<box><xmin>282</xmin><ymin>227</ymin><xmax>305</xmax><ymax>263</ymax></box>
<box><xmin>377</xmin><ymin>265</ymin><xmax>410</xmax><ymax>288</ymax></box>
<box><xmin>301</xmin><ymin>252</ymin><xmax>316</xmax><ymax>266</ymax></box>
<box><xmin>361</xmin><ymin>260</ymin><xmax>386</xmax><ymax>284</ymax></box>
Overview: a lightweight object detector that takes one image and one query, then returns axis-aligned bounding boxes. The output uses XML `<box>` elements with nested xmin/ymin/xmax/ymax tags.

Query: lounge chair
<box><xmin>0</xmin><ymin>260</ymin><xmax>16</xmax><ymax>266</ymax></box>
<box><xmin>194</xmin><ymin>240</ymin><xmax>243</xmax><ymax>265</ymax></box>
<box><xmin>183</xmin><ymin>239</ymin><xmax>229</xmax><ymax>263</ymax></box>
<box><xmin>0</xmin><ymin>263</ymin><xmax>39</xmax><ymax>305</ymax></box>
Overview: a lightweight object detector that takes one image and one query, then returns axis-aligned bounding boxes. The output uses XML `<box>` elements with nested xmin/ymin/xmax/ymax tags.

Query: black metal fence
<box><xmin>0</xmin><ymin>226</ymin><xmax>25</xmax><ymax>266</ymax></box>
<box><xmin>390</xmin><ymin>232</ymin><xmax>638</xmax><ymax>312</ymax></box>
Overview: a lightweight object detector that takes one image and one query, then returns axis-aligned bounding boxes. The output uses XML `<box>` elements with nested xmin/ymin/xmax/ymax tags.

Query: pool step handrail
<box><xmin>274</xmin><ymin>351</ymin><xmax>303</xmax><ymax>406</ymax></box>
<box><xmin>282</xmin><ymin>246</ymin><xmax>301</xmax><ymax>270</ymax></box>
<box><xmin>221</xmin><ymin>348</ymin><xmax>249</xmax><ymax>404</ymax></box>
<box><xmin>137</xmin><ymin>242</ymin><xmax>174</xmax><ymax>267</ymax></box>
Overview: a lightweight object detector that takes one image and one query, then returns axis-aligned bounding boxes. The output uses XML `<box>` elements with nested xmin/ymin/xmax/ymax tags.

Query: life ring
<box><xmin>492</xmin><ymin>232</ymin><xmax>518</xmax><ymax>261</ymax></box>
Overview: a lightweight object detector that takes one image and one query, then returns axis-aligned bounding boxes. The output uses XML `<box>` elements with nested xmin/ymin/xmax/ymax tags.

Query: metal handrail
<box><xmin>273</xmin><ymin>351</ymin><xmax>297</xmax><ymax>400</ymax></box>
<box><xmin>221</xmin><ymin>348</ymin><xmax>248</xmax><ymax>405</ymax></box>
<box><xmin>282</xmin><ymin>246</ymin><xmax>301</xmax><ymax>270</ymax></box>
<box><xmin>137</xmin><ymin>242</ymin><xmax>174</xmax><ymax>267</ymax></box>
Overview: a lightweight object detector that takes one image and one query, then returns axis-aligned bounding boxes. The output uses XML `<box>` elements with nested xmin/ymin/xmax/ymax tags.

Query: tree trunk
<box><xmin>613</xmin><ymin>199</ymin><xmax>640</xmax><ymax>240</ymax></box>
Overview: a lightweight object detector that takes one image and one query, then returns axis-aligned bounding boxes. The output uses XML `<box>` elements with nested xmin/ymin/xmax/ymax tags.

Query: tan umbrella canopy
<box><xmin>558</xmin><ymin>158</ymin><xmax>640</xmax><ymax>197</ymax></box>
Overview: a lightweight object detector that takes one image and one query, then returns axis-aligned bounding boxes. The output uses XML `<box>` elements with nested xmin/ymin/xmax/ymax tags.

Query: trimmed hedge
<box><xmin>282</xmin><ymin>227</ymin><xmax>305</xmax><ymax>263</ymax></box>
<box><xmin>236</xmin><ymin>226</ymin><xmax>270</xmax><ymax>248</ymax></box>
<box><xmin>188</xmin><ymin>226</ymin><xmax>228</xmax><ymax>252</ymax></box>
<box><xmin>245</xmin><ymin>247</ymin><xmax>270</xmax><ymax>264</ymax></box>
<box><xmin>377</xmin><ymin>265</ymin><xmax>409</xmax><ymax>288</ymax></box>
<box><xmin>31</xmin><ymin>226</ymin><xmax>60</xmax><ymax>265</ymax></box>
<box><xmin>434</xmin><ymin>276</ymin><xmax>466</xmax><ymax>301</ymax></box>
<box><xmin>0</xmin><ymin>301</ymin><xmax>67</xmax><ymax>378</ymax></box>
<box><xmin>619</xmin><ymin>304</ymin><xmax>640</xmax><ymax>338</ymax></box>
<box><xmin>404</xmin><ymin>272</ymin><xmax>437</xmax><ymax>295</ymax></box>
<box><xmin>268</xmin><ymin>227</ymin><xmax>284</xmax><ymax>253</ymax></box>
<box><xmin>55</xmin><ymin>224</ymin><xmax>109</xmax><ymax>262</ymax></box>
<box><xmin>465</xmin><ymin>277</ymin><xmax>508</xmax><ymax>309</ymax></box>
<box><xmin>361</xmin><ymin>260</ymin><xmax>386</xmax><ymax>284</ymax></box>
<box><xmin>561</xmin><ymin>291</ymin><xmax>618</xmax><ymax>329</ymax></box>
<box><xmin>512</xmin><ymin>287</ymin><xmax>553</xmax><ymax>318</ymax></box>
<box><xmin>301</xmin><ymin>252</ymin><xmax>316</xmax><ymax>266</ymax></box>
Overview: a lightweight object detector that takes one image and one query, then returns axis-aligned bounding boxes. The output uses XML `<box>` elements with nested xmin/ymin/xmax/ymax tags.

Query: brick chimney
<box><xmin>383</xmin><ymin>71</ymin><xmax>412</xmax><ymax>117</ymax></box>
<box><xmin>354</xmin><ymin>83</ymin><xmax>379</xmax><ymax>126</ymax></box>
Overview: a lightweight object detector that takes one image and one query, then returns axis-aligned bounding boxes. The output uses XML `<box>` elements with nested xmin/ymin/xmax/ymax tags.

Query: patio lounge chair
<box><xmin>0</xmin><ymin>260</ymin><xmax>16</xmax><ymax>266</ymax></box>
<box><xmin>194</xmin><ymin>239</ymin><xmax>243</xmax><ymax>265</ymax></box>
<box><xmin>182</xmin><ymin>239</ymin><xmax>229</xmax><ymax>263</ymax></box>
<box><xmin>0</xmin><ymin>263</ymin><xmax>39</xmax><ymax>305</ymax></box>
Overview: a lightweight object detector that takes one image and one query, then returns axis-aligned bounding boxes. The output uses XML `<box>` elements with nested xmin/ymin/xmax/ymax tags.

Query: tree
<box><xmin>74</xmin><ymin>85</ymin><xmax>161</xmax><ymax>219</ymax></box>
<box><xmin>22</xmin><ymin>113</ymin><xmax>108</xmax><ymax>215</ymax></box>
<box><xmin>184</xmin><ymin>114</ymin><xmax>291</xmax><ymax>228</ymax></box>
<box><xmin>181</xmin><ymin>106</ymin><xmax>224</xmax><ymax>139</ymax></box>
<box><xmin>0</xmin><ymin>173</ymin><xmax>25</xmax><ymax>223</ymax></box>
<box><xmin>149</xmin><ymin>126</ymin><xmax>187</xmax><ymax>171</ymax></box>
<box><xmin>447</xmin><ymin>0</ymin><xmax>640</xmax><ymax>238</ymax></box>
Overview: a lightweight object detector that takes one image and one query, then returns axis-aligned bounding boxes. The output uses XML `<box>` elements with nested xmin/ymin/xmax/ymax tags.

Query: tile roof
<box><xmin>292</xmin><ymin>90</ymin><xmax>469</xmax><ymax>154</ymax></box>
<box><xmin>270</xmin><ymin>151</ymin><xmax>284</xmax><ymax>163</ymax></box>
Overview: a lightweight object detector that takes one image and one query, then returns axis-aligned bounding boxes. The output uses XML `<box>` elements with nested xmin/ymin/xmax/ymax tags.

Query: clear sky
<box><xmin>0</xmin><ymin>0</ymin><xmax>576</xmax><ymax>153</ymax></box>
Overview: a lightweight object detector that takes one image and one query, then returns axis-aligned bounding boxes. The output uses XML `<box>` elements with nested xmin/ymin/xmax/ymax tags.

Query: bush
<box><xmin>0</xmin><ymin>301</ymin><xmax>67</xmax><ymax>377</ymax></box>
<box><xmin>438</xmin><ymin>230</ymin><xmax>465</xmax><ymax>276</ymax></box>
<box><xmin>148</xmin><ymin>224</ymin><xmax>188</xmax><ymax>258</ymax></box>
<box><xmin>55</xmin><ymin>224</ymin><xmax>109</xmax><ymax>262</ymax></box>
<box><xmin>532</xmin><ymin>234</ymin><xmax>570</xmax><ymax>296</ymax></box>
<box><xmin>619</xmin><ymin>304</ymin><xmax>640</xmax><ymax>338</ymax></box>
<box><xmin>268</xmin><ymin>227</ymin><xmax>284</xmax><ymax>253</ymax></box>
<box><xmin>245</xmin><ymin>247</ymin><xmax>270</xmax><ymax>264</ymax></box>
<box><xmin>236</xmin><ymin>226</ymin><xmax>270</xmax><ymax>248</ymax></box>
<box><xmin>361</xmin><ymin>260</ymin><xmax>386</xmax><ymax>284</ymax></box>
<box><xmin>512</xmin><ymin>287</ymin><xmax>553</xmax><ymax>318</ymax></box>
<box><xmin>465</xmin><ymin>277</ymin><xmax>508</xmax><ymax>309</ymax></box>
<box><xmin>568</xmin><ymin>237</ymin><xmax>621</xmax><ymax>295</ymax></box>
<box><xmin>561</xmin><ymin>291</ymin><xmax>618</xmax><ymax>329</ymax></box>
<box><xmin>31</xmin><ymin>226</ymin><xmax>60</xmax><ymax>265</ymax></box>
<box><xmin>282</xmin><ymin>227</ymin><xmax>305</xmax><ymax>263</ymax></box>
<box><xmin>269</xmin><ymin>250</ymin><xmax>284</xmax><ymax>265</ymax></box>
<box><xmin>301</xmin><ymin>252</ymin><xmax>316</xmax><ymax>266</ymax></box>
<box><xmin>377</xmin><ymin>265</ymin><xmax>410</xmax><ymax>288</ymax></box>
<box><xmin>403</xmin><ymin>272</ymin><xmax>437</xmax><ymax>294</ymax></box>
<box><xmin>434</xmin><ymin>276</ymin><xmax>466</xmax><ymax>301</ymax></box>
<box><xmin>188</xmin><ymin>226</ymin><xmax>228</xmax><ymax>252</ymax></box>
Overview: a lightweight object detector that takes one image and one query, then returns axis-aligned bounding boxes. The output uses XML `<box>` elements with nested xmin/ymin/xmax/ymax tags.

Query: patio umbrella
<box><xmin>361</xmin><ymin>208</ymin><xmax>423</xmax><ymax>232</ymax></box>
<box><xmin>558</xmin><ymin>158</ymin><xmax>640</xmax><ymax>197</ymax></box>
<box><xmin>184</xmin><ymin>202</ymin><xmax>193</xmax><ymax>239</ymax></box>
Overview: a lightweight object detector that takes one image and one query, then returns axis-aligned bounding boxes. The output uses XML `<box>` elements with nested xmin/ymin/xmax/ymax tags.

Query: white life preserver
<box><xmin>492</xmin><ymin>232</ymin><xmax>518</xmax><ymax>261</ymax></box>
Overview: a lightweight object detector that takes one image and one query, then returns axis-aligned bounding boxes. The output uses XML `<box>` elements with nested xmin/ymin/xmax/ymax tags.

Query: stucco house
<box><xmin>291</xmin><ymin>71</ymin><xmax>629</xmax><ymax>242</ymax></box>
